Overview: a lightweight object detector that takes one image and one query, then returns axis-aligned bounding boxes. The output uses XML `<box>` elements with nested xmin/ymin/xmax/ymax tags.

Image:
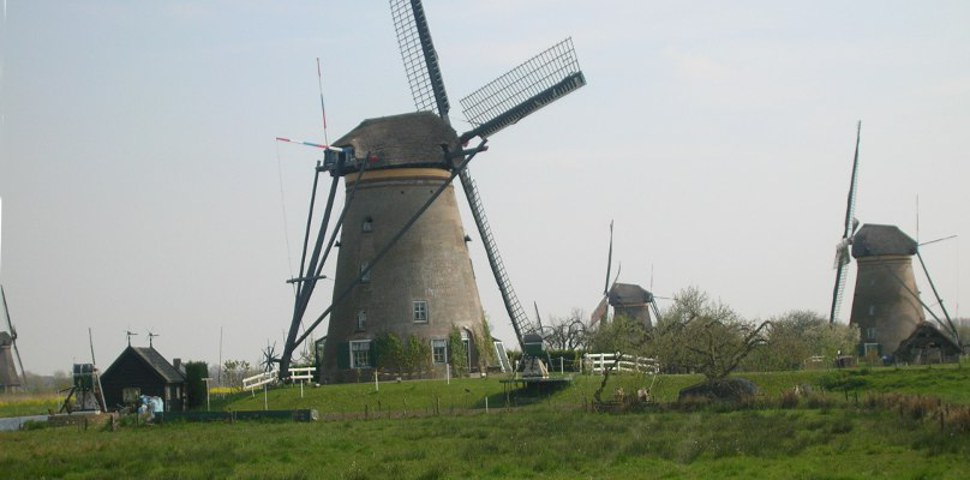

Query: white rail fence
<box><xmin>584</xmin><ymin>353</ymin><xmax>659</xmax><ymax>375</ymax></box>
<box><xmin>243</xmin><ymin>369</ymin><xmax>277</xmax><ymax>391</ymax></box>
<box><xmin>289</xmin><ymin>366</ymin><xmax>316</xmax><ymax>382</ymax></box>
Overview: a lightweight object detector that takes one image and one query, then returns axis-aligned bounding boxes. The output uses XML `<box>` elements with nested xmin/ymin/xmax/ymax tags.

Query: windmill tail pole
<box><xmin>279</xmin><ymin>159</ymin><xmax>370</xmax><ymax>380</ymax></box>
<box><xmin>293</xmin><ymin>140</ymin><xmax>489</xmax><ymax>349</ymax></box>
<box><xmin>279</xmin><ymin>163</ymin><xmax>343</xmax><ymax>379</ymax></box>
<box><xmin>916</xmin><ymin>250</ymin><xmax>959</xmax><ymax>344</ymax></box>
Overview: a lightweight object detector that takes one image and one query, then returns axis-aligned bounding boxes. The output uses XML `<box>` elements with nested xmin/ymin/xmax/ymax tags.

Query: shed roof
<box><xmin>895</xmin><ymin>322</ymin><xmax>962</xmax><ymax>357</ymax></box>
<box><xmin>105</xmin><ymin>346</ymin><xmax>185</xmax><ymax>384</ymax></box>
<box><xmin>852</xmin><ymin>224</ymin><xmax>917</xmax><ymax>258</ymax></box>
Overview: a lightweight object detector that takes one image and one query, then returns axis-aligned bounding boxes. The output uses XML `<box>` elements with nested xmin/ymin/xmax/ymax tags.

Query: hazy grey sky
<box><xmin>2</xmin><ymin>1</ymin><xmax>968</xmax><ymax>375</ymax></box>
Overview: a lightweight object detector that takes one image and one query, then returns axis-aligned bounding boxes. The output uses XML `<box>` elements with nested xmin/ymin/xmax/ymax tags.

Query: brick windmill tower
<box><xmin>847</xmin><ymin>224</ymin><xmax>925</xmax><ymax>358</ymax></box>
<box><xmin>276</xmin><ymin>1</ymin><xmax>586</xmax><ymax>382</ymax></box>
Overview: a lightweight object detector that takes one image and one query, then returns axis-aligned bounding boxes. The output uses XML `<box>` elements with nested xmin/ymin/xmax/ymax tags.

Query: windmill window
<box><xmin>868</xmin><ymin>305</ymin><xmax>875</xmax><ymax>316</ymax></box>
<box><xmin>362</xmin><ymin>216</ymin><xmax>373</xmax><ymax>233</ymax></box>
<box><xmin>866</xmin><ymin>327</ymin><xmax>877</xmax><ymax>340</ymax></box>
<box><xmin>350</xmin><ymin>340</ymin><xmax>372</xmax><ymax>368</ymax></box>
<box><xmin>413</xmin><ymin>300</ymin><xmax>429</xmax><ymax>323</ymax></box>
<box><xmin>356</xmin><ymin>310</ymin><xmax>367</xmax><ymax>331</ymax></box>
<box><xmin>360</xmin><ymin>263</ymin><xmax>370</xmax><ymax>283</ymax></box>
<box><xmin>432</xmin><ymin>339</ymin><xmax>447</xmax><ymax>364</ymax></box>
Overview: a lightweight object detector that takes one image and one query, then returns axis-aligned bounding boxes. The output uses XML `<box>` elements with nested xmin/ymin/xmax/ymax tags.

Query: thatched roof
<box><xmin>852</xmin><ymin>224</ymin><xmax>917</xmax><ymax>258</ymax></box>
<box><xmin>608</xmin><ymin>283</ymin><xmax>653</xmax><ymax>307</ymax></box>
<box><xmin>333</xmin><ymin>112</ymin><xmax>457</xmax><ymax>170</ymax></box>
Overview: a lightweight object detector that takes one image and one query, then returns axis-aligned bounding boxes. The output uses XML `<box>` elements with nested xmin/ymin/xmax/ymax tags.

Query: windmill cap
<box><xmin>333</xmin><ymin>112</ymin><xmax>457</xmax><ymax>171</ymax></box>
<box><xmin>852</xmin><ymin>224</ymin><xmax>918</xmax><ymax>258</ymax></box>
<box><xmin>608</xmin><ymin>283</ymin><xmax>654</xmax><ymax>306</ymax></box>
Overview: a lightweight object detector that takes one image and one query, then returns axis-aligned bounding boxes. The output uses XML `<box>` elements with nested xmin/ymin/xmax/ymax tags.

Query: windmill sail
<box><xmin>829</xmin><ymin>121</ymin><xmax>862</xmax><ymax>324</ymax></box>
<box><xmin>459</xmin><ymin>38</ymin><xmax>585</xmax><ymax>142</ymax></box>
<box><xmin>390</xmin><ymin>0</ymin><xmax>450</xmax><ymax>119</ymax></box>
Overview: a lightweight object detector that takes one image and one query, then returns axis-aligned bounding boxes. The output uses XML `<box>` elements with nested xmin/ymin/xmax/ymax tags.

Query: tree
<box><xmin>649</xmin><ymin>286</ymin><xmax>770</xmax><ymax>380</ymax></box>
<box><xmin>448</xmin><ymin>325</ymin><xmax>468</xmax><ymax>376</ymax></box>
<box><xmin>184</xmin><ymin>361</ymin><xmax>208</xmax><ymax>409</ymax></box>
<box><xmin>221</xmin><ymin>359</ymin><xmax>253</xmax><ymax>392</ymax></box>
<box><xmin>743</xmin><ymin>310</ymin><xmax>859</xmax><ymax>371</ymax></box>
<box><xmin>402</xmin><ymin>334</ymin><xmax>431</xmax><ymax>377</ymax></box>
<box><xmin>588</xmin><ymin>313</ymin><xmax>649</xmax><ymax>355</ymax></box>
<box><xmin>473</xmin><ymin>316</ymin><xmax>497</xmax><ymax>372</ymax></box>
<box><xmin>374</xmin><ymin>332</ymin><xmax>405</xmax><ymax>373</ymax></box>
<box><xmin>545</xmin><ymin>308</ymin><xmax>589</xmax><ymax>351</ymax></box>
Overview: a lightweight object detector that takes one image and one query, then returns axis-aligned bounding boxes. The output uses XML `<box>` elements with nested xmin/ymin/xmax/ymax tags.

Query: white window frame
<box><xmin>866</xmin><ymin>327</ymin><xmax>877</xmax><ymax>340</ymax></box>
<box><xmin>350</xmin><ymin>340</ymin><xmax>372</xmax><ymax>369</ymax></box>
<box><xmin>413</xmin><ymin>300</ymin><xmax>429</xmax><ymax>323</ymax></box>
<box><xmin>431</xmin><ymin>339</ymin><xmax>447</xmax><ymax>364</ymax></box>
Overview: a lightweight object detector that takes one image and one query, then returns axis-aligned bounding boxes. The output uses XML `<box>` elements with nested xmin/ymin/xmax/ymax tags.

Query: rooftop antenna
<box><xmin>148</xmin><ymin>331</ymin><xmax>160</xmax><ymax>348</ymax></box>
<box><xmin>126</xmin><ymin>330</ymin><xmax>138</xmax><ymax>346</ymax></box>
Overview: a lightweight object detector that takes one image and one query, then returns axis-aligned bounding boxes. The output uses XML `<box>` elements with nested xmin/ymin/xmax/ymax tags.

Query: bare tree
<box><xmin>545</xmin><ymin>308</ymin><xmax>590</xmax><ymax>351</ymax></box>
<box><xmin>648</xmin><ymin>286</ymin><xmax>770</xmax><ymax>380</ymax></box>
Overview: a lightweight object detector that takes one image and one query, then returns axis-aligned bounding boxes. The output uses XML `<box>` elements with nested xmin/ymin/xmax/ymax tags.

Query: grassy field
<box><xmin>0</xmin><ymin>391</ymin><xmax>63</xmax><ymax>417</ymax></box>
<box><xmin>2</xmin><ymin>365</ymin><xmax>969</xmax><ymax>479</ymax></box>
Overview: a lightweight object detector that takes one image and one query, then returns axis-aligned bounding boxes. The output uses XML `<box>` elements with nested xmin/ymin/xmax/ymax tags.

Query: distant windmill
<box><xmin>590</xmin><ymin>221</ymin><xmax>659</xmax><ymax>329</ymax></box>
<box><xmin>277</xmin><ymin>0</ymin><xmax>586</xmax><ymax>382</ymax></box>
<box><xmin>828</xmin><ymin>123</ymin><xmax>960</xmax><ymax>358</ymax></box>
<box><xmin>1</xmin><ymin>196</ymin><xmax>27</xmax><ymax>390</ymax></box>
<box><xmin>0</xmin><ymin>286</ymin><xmax>26</xmax><ymax>391</ymax></box>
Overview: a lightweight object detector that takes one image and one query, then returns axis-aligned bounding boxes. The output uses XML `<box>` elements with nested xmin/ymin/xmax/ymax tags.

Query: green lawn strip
<box><xmin>4</xmin><ymin>407</ymin><xmax>970</xmax><ymax>479</ymax></box>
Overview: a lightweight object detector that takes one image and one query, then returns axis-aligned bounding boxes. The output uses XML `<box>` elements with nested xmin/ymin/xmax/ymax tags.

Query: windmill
<box><xmin>277</xmin><ymin>0</ymin><xmax>585</xmax><ymax>382</ymax></box>
<box><xmin>0</xmin><ymin>286</ymin><xmax>26</xmax><ymax>391</ymax></box>
<box><xmin>829</xmin><ymin>123</ymin><xmax>961</xmax><ymax>359</ymax></box>
<box><xmin>590</xmin><ymin>221</ymin><xmax>659</xmax><ymax>329</ymax></box>
<box><xmin>261</xmin><ymin>341</ymin><xmax>279</xmax><ymax>373</ymax></box>
<box><xmin>0</xmin><ymin>197</ymin><xmax>27</xmax><ymax>391</ymax></box>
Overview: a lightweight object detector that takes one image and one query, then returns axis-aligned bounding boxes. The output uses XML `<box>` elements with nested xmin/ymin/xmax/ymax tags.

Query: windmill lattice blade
<box><xmin>460</xmin><ymin>38</ymin><xmax>585</xmax><ymax>140</ymax></box>
<box><xmin>842</xmin><ymin>121</ymin><xmax>862</xmax><ymax>238</ymax></box>
<box><xmin>390</xmin><ymin>0</ymin><xmax>450</xmax><ymax>118</ymax></box>
<box><xmin>829</xmin><ymin>260</ymin><xmax>849</xmax><ymax>324</ymax></box>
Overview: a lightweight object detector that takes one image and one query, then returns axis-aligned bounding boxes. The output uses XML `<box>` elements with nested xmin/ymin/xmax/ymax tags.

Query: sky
<box><xmin>1</xmin><ymin>1</ymin><xmax>968</xmax><ymax>376</ymax></box>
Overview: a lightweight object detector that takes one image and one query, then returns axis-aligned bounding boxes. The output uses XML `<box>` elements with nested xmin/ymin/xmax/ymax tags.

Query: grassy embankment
<box><xmin>1</xmin><ymin>365</ymin><xmax>969</xmax><ymax>479</ymax></box>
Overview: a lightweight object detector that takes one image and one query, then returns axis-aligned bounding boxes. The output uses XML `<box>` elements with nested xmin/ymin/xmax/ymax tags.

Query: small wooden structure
<box><xmin>100</xmin><ymin>345</ymin><xmax>186</xmax><ymax>412</ymax></box>
<box><xmin>894</xmin><ymin>322</ymin><xmax>962</xmax><ymax>364</ymax></box>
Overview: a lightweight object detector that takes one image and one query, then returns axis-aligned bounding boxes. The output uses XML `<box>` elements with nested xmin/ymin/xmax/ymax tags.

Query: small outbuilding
<box><xmin>894</xmin><ymin>322</ymin><xmax>962</xmax><ymax>365</ymax></box>
<box><xmin>100</xmin><ymin>345</ymin><xmax>186</xmax><ymax>412</ymax></box>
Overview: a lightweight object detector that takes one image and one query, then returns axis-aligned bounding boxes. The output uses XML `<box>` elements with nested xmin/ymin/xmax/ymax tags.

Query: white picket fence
<box><xmin>584</xmin><ymin>353</ymin><xmax>659</xmax><ymax>375</ymax></box>
<box><xmin>289</xmin><ymin>366</ymin><xmax>316</xmax><ymax>382</ymax></box>
<box><xmin>243</xmin><ymin>369</ymin><xmax>277</xmax><ymax>391</ymax></box>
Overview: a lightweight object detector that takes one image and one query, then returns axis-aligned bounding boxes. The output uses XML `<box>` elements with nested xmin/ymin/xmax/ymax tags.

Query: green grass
<box><xmin>0</xmin><ymin>392</ymin><xmax>62</xmax><ymax>417</ymax></box>
<box><xmin>2</xmin><ymin>406</ymin><xmax>969</xmax><ymax>479</ymax></box>
<box><xmin>2</xmin><ymin>365</ymin><xmax>970</xmax><ymax>479</ymax></box>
